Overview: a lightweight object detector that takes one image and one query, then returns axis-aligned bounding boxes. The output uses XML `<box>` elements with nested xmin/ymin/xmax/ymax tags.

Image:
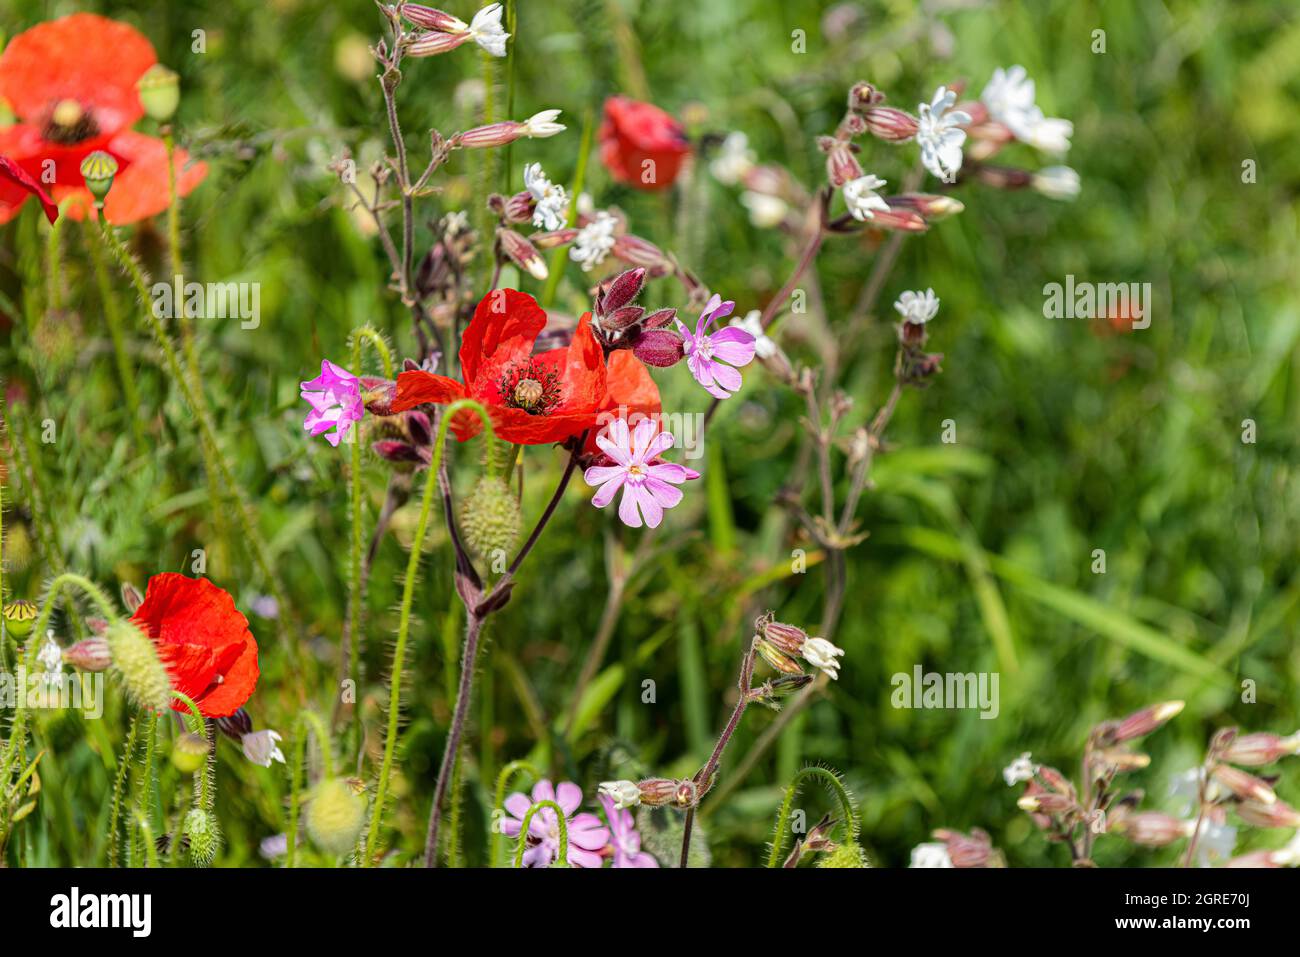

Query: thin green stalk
<box><xmin>513</xmin><ymin>799</ymin><xmax>568</xmax><ymax>868</ymax></box>
<box><xmin>491</xmin><ymin>759</ymin><xmax>540</xmax><ymax>867</ymax></box>
<box><xmin>164</xmin><ymin>130</ymin><xmax>200</xmax><ymax>381</ymax></box>
<box><xmin>132</xmin><ymin>810</ymin><xmax>161</xmax><ymax>868</ymax></box>
<box><xmin>765</xmin><ymin>766</ymin><xmax>858</xmax><ymax>867</ymax></box>
<box><xmin>83</xmin><ymin>222</ymin><xmax>145</xmax><ymax>446</ymax></box>
<box><xmin>287</xmin><ymin>709</ymin><xmax>335</xmax><ymax>869</ymax></box>
<box><xmin>107</xmin><ymin>715</ymin><xmax>141</xmax><ymax>867</ymax></box>
<box><xmin>344</xmin><ymin>327</ymin><xmax>394</xmax><ymax>698</ymax></box>
<box><xmin>363</xmin><ymin>399</ymin><xmax>495</xmax><ymax>864</ymax></box>
<box><xmin>131</xmin><ymin>712</ymin><xmax>159</xmax><ymax>867</ymax></box>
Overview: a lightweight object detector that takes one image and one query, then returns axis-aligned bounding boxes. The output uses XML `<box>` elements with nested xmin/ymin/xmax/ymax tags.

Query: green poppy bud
<box><xmin>79</xmin><ymin>150</ymin><xmax>119</xmax><ymax>207</ymax></box>
<box><xmin>136</xmin><ymin>64</ymin><xmax>180</xmax><ymax>121</ymax></box>
<box><xmin>3</xmin><ymin>599</ymin><xmax>38</xmax><ymax>639</ymax></box>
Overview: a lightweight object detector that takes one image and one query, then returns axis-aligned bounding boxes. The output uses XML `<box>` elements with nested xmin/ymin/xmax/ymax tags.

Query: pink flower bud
<box><xmin>63</xmin><ymin>636</ymin><xmax>112</xmax><ymax>672</ymax></box>
<box><xmin>530</xmin><ymin>227</ymin><xmax>580</xmax><ymax>249</ymax></box>
<box><xmin>406</xmin><ymin>29</ymin><xmax>473</xmax><ymax>57</ymax></box>
<box><xmin>824</xmin><ymin>141</ymin><xmax>864</xmax><ymax>188</ymax></box>
<box><xmin>399</xmin><ymin>3</ymin><xmax>468</xmax><ymax>31</ymax></box>
<box><xmin>888</xmin><ymin>193</ymin><xmax>965</xmax><ymax>221</ymax></box>
<box><xmin>1110</xmin><ymin>700</ymin><xmax>1184</xmax><ymax>743</ymax></box>
<box><xmin>1221</xmin><ymin>732</ymin><xmax>1298</xmax><ymax>766</ymax></box>
<box><xmin>1236</xmin><ymin>798</ymin><xmax>1300</xmax><ymax>829</ymax></box>
<box><xmin>640</xmin><ymin>307</ymin><xmax>676</xmax><ymax>330</ymax></box>
<box><xmin>498</xmin><ymin>228</ymin><xmax>548</xmax><ymax>280</ymax></box>
<box><xmin>599</xmin><ymin>267</ymin><xmax>646</xmax><ymax>314</ymax></box>
<box><xmin>502</xmin><ymin>190</ymin><xmax>535</xmax><ymax>224</ymax></box>
<box><xmin>457</xmin><ymin>121</ymin><xmax>526</xmax><ymax>149</ymax></box>
<box><xmin>1119</xmin><ymin>811</ymin><xmax>1186</xmax><ymax>847</ymax></box>
<box><xmin>755</xmin><ymin>637</ymin><xmax>804</xmax><ymax>676</ymax></box>
<box><xmin>631</xmin><ymin>329</ymin><xmax>685</xmax><ymax>368</ymax></box>
<box><xmin>863</xmin><ymin>107</ymin><xmax>919</xmax><ymax>141</ymax></box>
<box><xmin>755</xmin><ymin>613</ymin><xmax>808</xmax><ymax>655</ymax></box>
<box><xmin>611</xmin><ymin>233</ymin><xmax>671</xmax><ymax>272</ymax></box>
<box><xmin>1210</xmin><ymin>764</ymin><xmax>1277</xmax><ymax>805</ymax></box>
<box><xmin>1017</xmin><ymin>792</ymin><xmax>1076</xmax><ymax>815</ymax></box>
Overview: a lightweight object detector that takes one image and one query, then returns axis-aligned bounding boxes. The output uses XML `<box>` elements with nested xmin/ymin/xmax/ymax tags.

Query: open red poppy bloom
<box><xmin>599</xmin><ymin>96</ymin><xmax>691</xmax><ymax>191</ymax></box>
<box><xmin>0</xmin><ymin>155</ymin><xmax>58</xmax><ymax>223</ymax></box>
<box><xmin>0</xmin><ymin>13</ymin><xmax>207</xmax><ymax>224</ymax></box>
<box><xmin>131</xmin><ymin>573</ymin><xmax>259</xmax><ymax>718</ymax></box>
<box><xmin>395</xmin><ymin>289</ymin><xmax>660</xmax><ymax>446</ymax></box>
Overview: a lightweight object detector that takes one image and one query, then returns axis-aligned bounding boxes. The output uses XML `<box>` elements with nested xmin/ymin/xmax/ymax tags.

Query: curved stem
<box><xmin>363</xmin><ymin>399</ymin><xmax>495</xmax><ymax>864</ymax></box>
<box><xmin>490</xmin><ymin>760</ymin><xmax>541</xmax><ymax>867</ymax></box>
<box><xmin>765</xmin><ymin>766</ymin><xmax>858</xmax><ymax>867</ymax></box>
<box><xmin>513</xmin><ymin>799</ymin><xmax>568</xmax><ymax>868</ymax></box>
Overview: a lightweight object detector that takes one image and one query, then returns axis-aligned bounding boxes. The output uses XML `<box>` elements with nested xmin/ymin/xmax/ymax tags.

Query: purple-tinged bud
<box><xmin>217</xmin><ymin>708</ymin><xmax>254</xmax><ymax>741</ymax></box>
<box><xmin>888</xmin><ymin>193</ymin><xmax>964</xmax><ymax>221</ymax></box>
<box><xmin>640</xmin><ymin>307</ymin><xmax>677</xmax><ymax>331</ymax></box>
<box><xmin>631</xmin><ymin>329</ymin><xmax>685</xmax><ymax>368</ymax></box>
<box><xmin>753</xmin><ymin>673</ymin><xmax>814</xmax><ymax>707</ymax></box>
<box><xmin>399</xmin><ymin>3</ymin><xmax>468</xmax><ymax>32</ymax></box>
<box><xmin>502</xmin><ymin>190</ymin><xmax>535</xmax><ymax>224</ymax></box>
<box><xmin>530</xmin><ymin>227</ymin><xmax>580</xmax><ymax>249</ymax></box>
<box><xmin>755</xmin><ymin>614</ymin><xmax>808</xmax><ymax>656</ymax></box>
<box><xmin>847</xmin><ymin>81</ymin><xmax>885</xmax><ymax>111</ymax></box>
<box><xmin>934</xmin><ymin>828</ymin><xmax>994</xmax><ymax>868</ymax></box>
<box><xmin>1017</xmin><ymin>792</ymin><xmax>1076</xmax><ymax>815</ymax></box>
<box><xmin>611</xmin><ymin>234</ymin><xmax>671</xmax><ymax>272</ymax></box>
<box><xmin>63</xmin><ymin>636</ymin><xmax>112</xmax><ymax>672</ymax></box>
<box><xmin>121</xmin><ymin>582</ymin><xmax>144</xmax><ymax>614</ymax></box>
<box><xmin>1221</xmin><ymin>732</ymin><xmax>1299</xmax><ymax>767</ymax></box>
<box><xmin>634</xmin><ymin>778</ymin><xmax>681</xmax><ymax>807</ymax></box>
<box><xmin>1095</xmin><ymin>748</ymin><xmax>1152</xmax><ymax>772</ymax></box>
<box><xmin>1110</xmin><ymin>701</ymin><xmax>1184</xmax><ymax>744</ymax></box>
<box><xmin>406</xmin><ymin>29</ymin><xmax>474</xmax><ymax>57</ymax></box>
<box><xmin>1118</xmin><ymin>811</ymin><xmax>1186</xmax><ymax>847</ymax></box>
<box><xmin>1210</xmin><ymin>764</ymin><xmax>1276</xmax><ymax>805</ymax></box>
<box><xmin>601</xmin><ymin>306</ymin><xmax>646</xmax><ymax>334</ymax></box>
<box><xmin>405</xmin><ymin>409</ymin><xmax>433</xmax><ymax>447</ymax></box>
<box><xmin>1236</xmin><ymin>798</ymin><xmax>1300</xmax><ymax>829</ymax></box>
<box><xmin>86</xmin><ymin>617</ymin><xmax>109</xmax><ymax>635</ymax></box>
<box><xmin>600</xmin><ymin>268</ymin><xmax>647</xmax><ymax>314</ymax></box>
<box><xmin>372</xmin><ymin>440</ymin><xmax>426</xmax><ymax>465</ymax></box>
<box><xmin>755</xmin><ymin>637</ymin><xmax>804</xmax><ymax>676</ymax></box>
<box><xmin>498</xmin><ymin>229</ymin><xmax>548</xmax><ymax>280</ymax></box>
<box><xmin>870</xmin><ymin>207</ymin><xmax>929</xmax><ymax>233</ymax></box>
<box><xmin>456</xmin><ymin>121</ymin><xmax>527</xmax><ymax>149</ymax></box>
<box><xmin>863</xmin><ymin>107</ymin><xmax>919</xmax><ymax>142</ymax></box>
<box><xmin>824</xmin><ymin>141</ymin><xmax>864</xmax><ymax>188</ymax></box>
<box><xmin>1035</xmin><ymin>765</ymin><xmax>1075</xmax><ymax>797</ymax></box>
<box><xmin>1225</xmin><ymin>851</ymin><xmax>1284</xmax><ymax>868</ymax></box>
<box><xmin>970</xmin><ymin>164</ymin><xmax>1035</xmax><ymax>191</ymax></box>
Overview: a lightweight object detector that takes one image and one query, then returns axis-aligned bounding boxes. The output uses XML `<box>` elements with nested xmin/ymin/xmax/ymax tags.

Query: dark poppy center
<box><xmin>41</xmin><ymin>98</ymin><xmax>101</xmax><ymax>145</ymax></box>
<box><xmin>498</xmin><ymin>359</ymin><xmax>561</xmax><ymax>416</ymax></box>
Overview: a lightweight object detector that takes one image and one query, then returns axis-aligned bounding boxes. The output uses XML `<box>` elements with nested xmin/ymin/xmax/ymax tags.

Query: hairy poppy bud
<box><xmin>306</xmin><ymin>778</ymin><xmax>368</xmax><ymax>856</ymax></box>
<box><xmin>459</xmin><ymin>476</ymin><xmax>521</xmax><ymax>563</ymax></box>
<box><xmin>171</xmin><ymin>732</ymin><xmax>209</xmax><ymax>774</ymax></box>
<box><xmin>136</xmin><ymin>64</ymin><xmax>179</xmax><ymax>122</ymax></box>
<box><xmin>818</xmin><ymin>843</ymin><xmax>870</xmax><ymax>868</ymax></box>
<box><xmin>3</xmin><ymin>599</ymin><xmax>38</xmax><ymax>638</ymax></box>
<box><xmin>185</xmin><ymin>808</ymin><xmax>221</xmax><ymax>867</ymax></box>
<box><xmin>105</xmin><ymin>619</ymin><xmax>173</xmax><ymax>713</ymax></box>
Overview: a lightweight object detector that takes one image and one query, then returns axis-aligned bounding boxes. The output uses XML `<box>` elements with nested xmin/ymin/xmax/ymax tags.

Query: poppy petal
<box><xmin>459</xmin><ymin>288</ymin><xmax>547</xmax><ymax>391</ymax></box>
<box><xmin>0</xmin><ymin>153</ymin><xmax>58</xmax><ymax>224</ymax></box>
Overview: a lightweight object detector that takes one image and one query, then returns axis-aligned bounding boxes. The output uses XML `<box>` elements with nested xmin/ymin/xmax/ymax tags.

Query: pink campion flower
<box><xmin>600</xmin><ymin>794</ymin><xmax>659</xmax><ymax>868</ymax></box>
<box><xmin>676</xmin><ymin>294</ymin><xmax>756</xmax><ymax>399</ymax></box>
<box><xmin>300</xmin><ymin>360</ymin><xmax>365</xmax><ymax>446</ymax></box>
<box><xmin>583</xmin><ymin>417</ymin><xmax>700</xmax><ymax>529</ymax></box>
<box><xmin>500</xmin><ymin>780</ymin><xmax>610</xmax><ymax>868</ymax></box>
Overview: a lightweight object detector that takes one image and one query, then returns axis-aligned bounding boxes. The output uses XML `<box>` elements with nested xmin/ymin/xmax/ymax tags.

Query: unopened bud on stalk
<box><xmin>631</xmin><ymin>329</ymin><xmax>685</xmax><ymax>368</ymax></box>
<box><xmin>862</xmin><ymin>107</ymin><xmax>919</xmax><ymax>141</ymax></box>
<box><xmin>497</xmin><ymin>228</ymin><xmax>548</xmax><ymax>280</ymax></box>
<box><xmin>457</xmin><ymin>110</ymin><xmax>566</xmax><ymax>149</ymax></box>
<box><xmin>755</xmin><ymin>637</ymin><xmax>804</xmax><ymax>676</ymax></box>
<box><xmin>79</xmin><ymin>151</ymin><xmax>118</xmax><ymax>208</ymax></box>
<box><xmin>1035</xmin><ymin>765</ymin><xmax>1075</xmax><ymax>795</ymax></box>
<box><xmin>3</xmin><ymin>599</ymin><xmax>38</xmax><ymax>639</ymax></box>
<box><xmin>399</xmin><ymin>3</ymin><xmax>468</xmax><ymax>31</ymax></box>
<box><xmin>820</xmin><ymin>138</ymin><xmax>864</xmax><ymax>187</ymax></box>
<box><xmin>185</xmin><ymin>808</ymin><xmax>221</xmax><ymax>867</ymax></box>
<box><xmin>1017</xmin><ymin>792</ymin><xmax>1075</xmax><ymax>815</ymax></box>
<box><xmin>136</xmin><ymin>64</ymin><xmax>179</xmax><ymax>122</ymax></box>
<box><xmin>1095</xmin><ymin>748</ymin><xmax>1152</xmax><ymax>772</ymax></box>
<box><xmin>120</xmin><ymin>582</ymin><xmax>144</xmax><ymax>614</ymax></box>
<box><xmin>1236</xmin><ymin>798</ymin><xmax>1300</xmax><ymax>829</ymax></box>
<box><xmin>306</xmin><ymin>778</ymin><xmax>368</xmax><ymax>856</ymax></box>
<box><xmin>171</xmin><ymin>732</ymin><xmax>209</xmax><ymax>774</ymax></box>
<box><xmin>1220</xmin><ymin>732</ymin><xmax>1299</xmax><ymax>767</ymax></box>
<box><xmin>611</xmin><ymin>234</ymin><xmax>672</xmax><ymax>273</ymax></box>
<box><xmin>501</xmin><ymin>190</ymin><xmax>535</xmax><ymax>224</ymax></box>
<box><xmin>531</xmin><ymin>227</ymin><xmax>580</xmax><ymax>249</ymax></box>
<box><xmin>1110</xmin><ymin>701</ymin><xmax>1184</xmax><ymax>743</ymax></box>
<box><xmin>1117</xmin><ymin>811</ymin><xmax>1186</xmax><ymax>847</ymax></box>
<box><xmin>847</xmin><ymin>81</ymin><xmax>885</xmax><ymax>112</ymax></box>
<box><xmin>888</xmin><ymin>193</ymin><xmax>964</xmax><ymax>220</ymax></box>
<box><xmin>1210</xmin><ymin>764</ymin><xmax>1276</xmax><ymax>805</ymax></box>
<box><xmin>629</xmin><ymin>778</ymin><xmax>681</xmax><ymax>808</ymax></box>
<box><xmin>459</xmin><ymin>475</ymin><xmax>521</xmax><ymax>562</ymax></box>
<box><xmin>63</xmin><ymin>636</ymin><xmax>112</xmax><ymax>672</ymax></box>
<box><xmin>105</xmin><ymin>619</ymin><xmax>173</xmax><ymax>713</ymax></box>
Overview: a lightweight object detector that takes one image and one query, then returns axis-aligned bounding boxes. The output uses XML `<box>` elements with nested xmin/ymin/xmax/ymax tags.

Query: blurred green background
<box><xmin>2</xmin><ymin>0</ymin><xmax>1298</xmax><ymax>867</ymax></box>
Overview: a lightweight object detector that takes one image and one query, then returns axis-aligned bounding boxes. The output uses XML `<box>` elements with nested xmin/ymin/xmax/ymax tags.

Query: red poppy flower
<box><xmin>393</xmin><ymin>289</ymin><xmax>663</xmax><ymax>447</ymax></box>
<box><xmin>0</xmin><ymin>155</ymin><xmax>58</xmax><ymax>223</ymax></box>
<box><xmin>131</xmin><ymin>573</ymin><xmax>259</xmax><ymax>718</ymax></box>
<box><xmin>598</xmin><ymin>96</ymin><xmax>691</xmax><ymax>191</ymax></box>
<box><xmin>0</xmin><ymin>13</ymin><xmax>206</xmax><ymax>224</ymax></box>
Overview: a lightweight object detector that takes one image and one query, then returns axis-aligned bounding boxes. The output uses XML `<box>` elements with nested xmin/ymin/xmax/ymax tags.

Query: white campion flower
<box><xmin>916</xmin><ymin>86</ymin><xmax>971</xmax><ymax>183</ymax></box>
<box><xmin>467</xmin><ymin>3</ymin><xmax>510</xmax><ymax>57</ymax></box>
<box><xmin>730</xmin><ymin>310</ymin><xmax>775</xmax><ymax>360</ymax></box>
<box><xmin>522</xmin><ymin>162</ymin><xmax>569</xmax><ymax>231</ymax></box>
<box><xmin>740</xmin><ymin>191</ymin><xmax>788</xmax><ymax>229</ymax></box>
<box><xmin>522</xmin><ymin>109</ymin><xmax>566</xmax><ymax>139</ymax></box>
<box><xmin>910</xmin><ymin>842</ymin><xmax>954</xmax><ymax>868</ymax></box>
<box><xmin>981</xmin><ymin>65</ymin><xmax>1072</xmax><ymax>154</ymax></box>
<box><xmin>894</xmin><ymin>288</ymin><xmax>940</xmax><ymax>325</ymax></box>
<box><xmin>710</xmin><ymin>132</ymin><xmax>756</xmax><ymax>186</ymax></box>
<box><xmin>801</xmin><ymin>636</ymin><xmax>845</xmax><ymax>680</ymax></box>
<box><xmin>242</xmin><ymin>729</ymin><xmax>286</xmax><ymax>767</ymax></box>
<box><xmin>1183</xmin><ymin>818</ymin><xmax>1236</xmax><ymax>867</ymax></box>
<box><xmin>842</xmin><ymin>173</ymin><xmax>889</xmax><ymax>221</ymax></box>
<box><xmin>569</xmin><ymin>211</ymin><xmax>617</xmax><ymax>271</ymax></box>
<box><xmin>598</xmin><ymin>780</ymin><xmax>642</xmax><ymax>810</ymax></box>
<box><xmin>37</xmin><ymin>632</ymin><xmax>63</xmax><ymax>672</ymax></box>
<box><xmin>1032</xmin><ymin>166</ymin><xmax>1080</xmax><ymax>201</ymax></box>
<box><xmin>1002</xmin><ymin>752</ymin><xmax>1038</xmax><ymax>786</ymax></box>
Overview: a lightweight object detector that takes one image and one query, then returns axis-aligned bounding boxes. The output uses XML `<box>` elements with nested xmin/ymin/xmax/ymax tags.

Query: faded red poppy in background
<box><xmin>598</xmin><ymin>95</ymin><xmax>691</xmax><ymax>191</ymax></box>
<box><xmin>131</xmin><ymin>573</ymin><xmax>259</xmax><ymax>718</ymax></box>
<box><xmin>393</xmin><ymin>289</ymin><xmax>661</xmax><ymax>446</ymax></box>
<box><xmin>0</xmin><ymin>13</ymin><xmax>206</xmax><ymax>224</ymax></box>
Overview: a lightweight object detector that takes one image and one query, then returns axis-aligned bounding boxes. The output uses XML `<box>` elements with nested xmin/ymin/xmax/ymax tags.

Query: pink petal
<box><xmin>567</xmin><ymin>847</ymin><xmax>604</xmax><ymax>869</ymax></box>
<box><xmin>531</xmin><ymin>780</ymin><xmax>555</xmax><ymax>805</ymax></box>
<box><xmin>504</xmin><ymin>793</ymin><xmax>532</xmax><ymax>820</ymax></box>
<box><xmin>555</xmin><ymin>782</ymin><xmax>583</xmax><ymax>816</ymax></box>
<box><xmin>644</xmin><ymin>477</ymin><xmax>684</xmax><ymax>510</ymax></box>
<box><xmin>591</xmin><ymin>473</ymin><xmax>626</xmax><ymax>508</ymax></box>
<box><xmin>644</xmin><ymin>430</ymin><xmax>675</xmax><ymax>460</ymax></box>
<box><xmin>631</xmin><ymin>417</ymin><xmax>658</xmax><ymax>459</ymax></box>
<box><xmin>584</xmin><ymin>465</ymin><xmax>624</xmax><ymax>487</ymax></box>
<box><xmin>632</xmin><ymin>483</ymin><xmax>664</xmax><ymax>528</ymax></box>
<box><xmin>647</xmin><ymin>461</ymin><xmax>697</xmax><ymax>484</ymax></box>
<box><xmin>595</xmin><ymin>430</ymin><xmax>631</xmax><ymax>466</ymax></box>
<box><xmin>711</xmin><ymin>363</ymin><xmax>743</xmax><ymax>394</ymax></box>
<box><xmin>617</xmin><ymin>485</ymin><xmax>643</xmax><ymax>527</ymax></box>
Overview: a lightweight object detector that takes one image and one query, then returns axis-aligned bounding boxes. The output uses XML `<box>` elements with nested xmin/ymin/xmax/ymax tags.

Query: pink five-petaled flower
<box><xmin>599</xmin><ymin>794</ymin><xmax>659</xmax><ymax>868</ymax></box>
<box><xmin>676</xmin><ymin>294</ymin><xmax>756</xmax><ymax>399</ymax></box>
<box><xmin>300</xmin><ymin>360</ymin><xmax>364</xmax><ymax>447</ymax></box>
<box><xmin>500</xmin><ymin>780</ymin><xmax>610</xmax><ymax>868</ymax></box>
<box><xmin>584</xmin><ymin>418</ymin><xmax>700</xmax><ymax>529</ymax></box>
